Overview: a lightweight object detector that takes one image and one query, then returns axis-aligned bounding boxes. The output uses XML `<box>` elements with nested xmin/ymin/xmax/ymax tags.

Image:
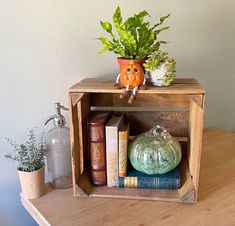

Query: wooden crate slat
<box><xmin>68</xmin><ymin>94</ymin><xmax>80</xmax><ymax>196</ymax></box>
<box><xmin>126</xmin><ymin>111</ymin><xmax>189</xmax><ymax>137</ymax></box>
<box><xmin>70</xmin><ymin>85</ymin><xmax>204</xmax><ymax>95</ymax></box>
<box><xmin>77</xmin><ymin>77</ymin><xmax>199</xmax><ymax>84</ymax></box>
<box><xmin>90</xmin><ymin>93</ymin><xmax>189</xmax><ymax>109</ymax></box>
<box><xmin>70</xmin><ymin>78</ymin><xmax>205</xmax><ymax>94</ymax></box>
<box><xmin>188</xmin><ymin>94</ymin><xmax>205</xmax><ymax>201</ymax></box>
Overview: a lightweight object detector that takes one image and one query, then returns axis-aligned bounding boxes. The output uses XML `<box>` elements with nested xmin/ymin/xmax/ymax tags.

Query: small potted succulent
<box><xmin>4</xmin><ymin>128</ymin><xmax>46</xmax><ymax>199</ymax></box>
<box><xmin>98</xmin><ymin>6</ymin><xmax>170</xmax><ymax>103</ymax></box>
<box><xmin>143</xmin><ymin>50</ymin><xmax>176</xmax><ymax>87</ymax></box>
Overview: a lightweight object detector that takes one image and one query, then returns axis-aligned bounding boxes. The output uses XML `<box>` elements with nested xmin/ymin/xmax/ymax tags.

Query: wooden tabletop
<box><xmin>21</xmin><ymin>129</ymin><xmax>235</xmax><ymax>226</ymax></box>
<box><xmin>69</xmin><ymin>77</ymin><xmax>205</xmax><ymax>94</ymax></box>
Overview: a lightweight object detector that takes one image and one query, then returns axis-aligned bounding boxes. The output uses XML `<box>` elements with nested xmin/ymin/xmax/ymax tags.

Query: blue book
<box><xmin>118</xmin><ymin>167</ymin><xmax>180</xmax><ymax>189</ymax></box>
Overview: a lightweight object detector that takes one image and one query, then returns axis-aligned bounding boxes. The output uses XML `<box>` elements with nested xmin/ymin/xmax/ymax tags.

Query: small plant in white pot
<box><xmin>144</xmin><ymin>50</ymin><xmax>176</xmax><ymax>87</ymax></box>
<box><xmin>4</xmin><ymin>128</ymin><xmax>46</xmax><ymax>199</ymax></box>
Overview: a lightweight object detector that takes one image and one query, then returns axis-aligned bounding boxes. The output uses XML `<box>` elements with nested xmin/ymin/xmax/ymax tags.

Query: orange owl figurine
<box><xmin>115</xmin><ymin>60</ymin><xmax>147</xmax><ymax>104</ymax></box>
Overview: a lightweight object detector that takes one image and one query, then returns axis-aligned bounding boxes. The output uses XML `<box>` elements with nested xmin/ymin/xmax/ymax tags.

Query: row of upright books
<box><xmin>88</xmin><ymin>112</ymin><xmax>180</xmax><ymax>189</ymax></box>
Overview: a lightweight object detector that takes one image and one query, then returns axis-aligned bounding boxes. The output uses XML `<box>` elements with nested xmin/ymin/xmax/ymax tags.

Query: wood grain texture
<box><xmin>77</xmin><ymin>93</ymin><xmax>90</xmax><ymax>174</ymax></box>
<box><xmin>21</xmin><ymin>129</ymin><xmax>235</xmax><ymax>226</ymax></box>
<box><xmin>68</xmin><ymin>94</ymin><xmax>80</xmax><ymax>195</ymax></box>
<box><xmin>69</xmin><ymin>77</ymin><xmax>205</xmax><ymax>94</ymax></box>
<box><xmin>126</xmin><ymin>111</ymin><xmax>189</xmax><ymax>137</ymax></box>
<box><xmin>90</xmin><ymin>93</ymin><xmax>189</xmax><ymax>110</ymax></box>
<box><xmin>69</xmin><ymin>92</ymin><xmax>90</xmax><ymax>195</ymax></box>
<box><xmin>188</xmin><ymin>94</ymin><xmax>205</xmax><ymax>201</ymax></box>
<box><xmin>71</xmin><ymin>93</ymin><xmax>84</xmax><ymax>107</ymax></box>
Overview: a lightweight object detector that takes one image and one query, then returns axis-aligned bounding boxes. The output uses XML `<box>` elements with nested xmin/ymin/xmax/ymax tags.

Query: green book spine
<box><xmin>118</xmin><ymin>167</ymin><xmax>180</xmax><ymax>189</ymax></box>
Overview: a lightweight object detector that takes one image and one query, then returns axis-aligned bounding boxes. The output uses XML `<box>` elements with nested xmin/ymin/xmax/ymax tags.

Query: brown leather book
<box><xmin>88</xmin><ymin>112</ymin><xmax>111</xmax><ymax>186</ymax></box>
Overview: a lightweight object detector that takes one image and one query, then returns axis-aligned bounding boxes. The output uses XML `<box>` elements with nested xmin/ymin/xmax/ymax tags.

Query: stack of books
<box><xmin>87</xmin><ymin>112</ymin><xmax>180</xmax><ymax>189</ymax></box>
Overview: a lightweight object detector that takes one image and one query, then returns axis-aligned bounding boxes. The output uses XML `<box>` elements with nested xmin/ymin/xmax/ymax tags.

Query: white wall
<box><xmin>0</xmin><ymin>0</ymin><xmax>235</xmax><ymax>225</ymax></box>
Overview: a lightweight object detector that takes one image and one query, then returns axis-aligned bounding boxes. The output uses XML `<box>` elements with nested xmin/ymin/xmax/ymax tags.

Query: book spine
<box><xmin>118</xmin><ymin>127</ymin><xmax>129</xmax><ymax>177</ymax></box>
<box><xmin>106</xmin><ymin>128</ymin><xmax>118</xmax><ymax>187</ymax></box>
<box><xmin>89</xmin><ymin>124</ymin><xmax>106</xmax><ymax>186</ymax></box>
<box><xmin>118</xmin><ymin>176</ymin><xmax>180</xmax><ymax>189</ymax></box>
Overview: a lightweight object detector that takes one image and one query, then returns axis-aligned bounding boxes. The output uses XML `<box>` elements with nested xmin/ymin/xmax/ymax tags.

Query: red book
<box><xmin>88</xmin><ymin>112</ymin><xmax>111</xmax><ymax>186</ymax></box>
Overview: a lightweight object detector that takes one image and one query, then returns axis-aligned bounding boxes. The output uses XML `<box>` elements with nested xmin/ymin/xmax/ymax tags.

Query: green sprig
<box><xmin>4</xmin><ymin>128</ymin><xmax>46</xmax><ymax>172</ymax></box>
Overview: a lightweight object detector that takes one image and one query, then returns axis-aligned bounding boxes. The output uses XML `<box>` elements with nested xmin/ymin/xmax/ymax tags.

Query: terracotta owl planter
<box><xmin>115</xmin><ymin>58</ymin><xmax>146</xmax><ymax>104</ymax></box>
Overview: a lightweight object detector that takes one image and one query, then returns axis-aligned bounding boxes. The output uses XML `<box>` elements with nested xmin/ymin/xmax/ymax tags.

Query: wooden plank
<box><xmin>68</xmin><ymin>94</ymin><xmax>80</xmax><ymax>196</ymax></box>
<box><xmin>76</xmin><ymin>93</ymin><xmax>90</xmax><ymax>175</ymax></box>
<box><xmin>188</xmin><ymin>94</ymin><xmax>204</xmax><ymax>108</ymax></box>
<box><xmin>69</xmin><ymin>77</ymin><xmax>205</xmax><ymax>94</ymax></box>
<box><xmin>78</xmin><ymin>77</ymin><xmax>199</xmax><ymax>84</ymax></box>
<box><xmin>77</xmin><ymin>101</ymin><xmax>84</xmax><ymax>175</ymax></box>
<box><xmin>70</xmin><ymin>84</ymin><xmax>205</xmax><ymax>95</ymax></box>
<box><xmin>91</xmin><ymin>93</ymin><xmax>189</xmax><ymax>109</ymax></box>
<box><xmin>188</xmin><ymin>94</ymin><xmax>205</xmax><ymax>201</ymax></box>
<box><xmin>91</xmin><ymin>106</ymin><xmax>188</xmax><ymax>112</ymax></box>
<box><xmin>71</xmin><ymin>93</ymin><xmax>84</xmax><ymax>107</ymax></box>
<box><xmin>21</xmin><ymin>193</ymin><xmax>50</xmax><ymax>226</ymax></box>
<box><xmin>178</xmin><ymin>160</ymin><xmax>196</xmax><ymax>202</ymax></box>
<box><xmin>126</xmin><ymin>111</ymin><xmax>189</xmax><ymax>137</ymax></box>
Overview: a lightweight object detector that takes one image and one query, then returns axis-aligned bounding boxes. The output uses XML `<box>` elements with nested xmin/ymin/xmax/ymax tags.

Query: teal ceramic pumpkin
<box><xmin>128</xmin><ymin>125</ymin><xmax>182</xmax><ymax>175</ymax></box>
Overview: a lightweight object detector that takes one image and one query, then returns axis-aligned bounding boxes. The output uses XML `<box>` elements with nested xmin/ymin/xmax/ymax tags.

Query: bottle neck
<box><xmin>53</xmin><ymin>116</ymin><xmax>66</xmax><ymax>127</ymax></box>
<box><xmin>53</xmin><ymin>124</ymin><xmax>63</xmax><ymax>128</ymax></box>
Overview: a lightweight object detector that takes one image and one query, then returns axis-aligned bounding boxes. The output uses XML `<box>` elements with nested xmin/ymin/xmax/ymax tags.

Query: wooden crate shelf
<box><xmin>68</xmin><ymin>77</ymin><xmax>205</xmax><ymax>203</ymax></box>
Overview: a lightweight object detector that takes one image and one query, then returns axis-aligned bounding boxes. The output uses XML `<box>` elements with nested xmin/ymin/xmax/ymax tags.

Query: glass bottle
<box><xmin>44</xmin><ymin>103</ymin><xmax>72</xmax><ymax>189</ymax></box>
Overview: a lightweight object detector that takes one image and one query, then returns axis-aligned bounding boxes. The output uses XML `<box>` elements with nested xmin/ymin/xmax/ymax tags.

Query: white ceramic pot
<box><xmin>18</xmin><ymin>166</ymin><xmax>45</xmax><ymax>199</ymax></box>
<box><xmin>149</xmin><ymin>59</ymin><xmax>176</xmax><ymax>87</ymax></box>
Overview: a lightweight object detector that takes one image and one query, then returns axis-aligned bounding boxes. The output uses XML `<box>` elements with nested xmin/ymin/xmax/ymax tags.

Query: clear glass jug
<box><xmin>44</xmin><ymin>103</ymin><xmax>72</xmax><ymax>189</ymax></box>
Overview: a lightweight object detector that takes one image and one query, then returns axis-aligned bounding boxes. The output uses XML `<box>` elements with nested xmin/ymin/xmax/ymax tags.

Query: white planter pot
<box><xmin>18</xmin><ymin>166</ymin><xmax>45</xmax><ymax>199</ymax></box>
<box><xmin>148</xmin><ymin>61</ymin><xmax>175</xmax><ymax>87</ymax></box>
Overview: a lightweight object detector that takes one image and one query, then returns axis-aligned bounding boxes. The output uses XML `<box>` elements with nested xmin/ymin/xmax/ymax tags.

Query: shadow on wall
<box><xmin>0</xmin><ymin>154</ymin><xmax>37</xmax><ymax>226</ymax></box>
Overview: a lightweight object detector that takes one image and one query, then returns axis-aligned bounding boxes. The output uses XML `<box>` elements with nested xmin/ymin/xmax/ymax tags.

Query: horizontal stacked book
<box><xmin>87</xmin><ymin>112</ymin><xmax>181</xmax><ymax>190</ymax></box>
<box><xmin>118</xmin><ymin>167</ymin><xmax>180</xmax><ymax>189</ymax></box>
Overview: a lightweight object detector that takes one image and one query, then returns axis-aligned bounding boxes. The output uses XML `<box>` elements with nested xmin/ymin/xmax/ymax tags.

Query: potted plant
<box><xmin>4</xmin><ymin>128</ymin><xmax>46</xmax><ymax>199</ymax></box>
<box><xmin>143</xmin><ymin>50</ymin><xmax>176</xmax><ymax>87</ymax></box>
<box><xmin>98</xmin><ymin>6</ymin><xmax>170</xmax><ymax>102</ymax></box>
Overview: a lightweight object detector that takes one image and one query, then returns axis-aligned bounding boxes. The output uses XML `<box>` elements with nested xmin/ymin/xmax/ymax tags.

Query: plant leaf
<box><xmin>98</xmin><ymin>37</ymin><xmax>112</xmax><ymax>54</ymax></box>
<box><xmin>125</xmin><ymin>10</ymin><xmax>150</xmax><ymax>29</ymax></box>
<box><xmin>113</xmin><ymin>7</ymin><xmax>137</xmax><ymax>58</ymax></box>
<box><xmin>113</xmin><ymin>6</ymin><xmax>123</xmax><ymax>27</ymax></box>
<box><xmin>150</xmin><ymin>42</ymin><xmax>161</xmax><ymax>53</ymax></box>
<box><xmin>152</xmin><ymin>14</ymin><xmax>171</xmax><ymax>30</ymax></box>
<box><xmin>155</xmin><ymin>26</ymin><xmax>170</xmax><ymax>35</ymax></box>
<box><xmin>100</xmin><ymin>21</ymin><xmax>112</xmax><ymax>34</ymax></box>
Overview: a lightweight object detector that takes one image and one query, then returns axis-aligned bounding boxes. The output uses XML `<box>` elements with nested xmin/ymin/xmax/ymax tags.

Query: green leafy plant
<box><xmin>143</xmin><ymin>51</ymin><xmax>169</xmax><ymax>72</ymax></box>
<box><xmin>98</xmin><ymin>6</ymin><xmax>170</xmax><ymax>59</ymax></box>
<box><xmin>144</xmin><ymin>50</ymin><xmax>176</xmax><ymax>86</ymax></box>
<box><xmin>4</xmin><ymin>128</ymin><xmax>46</xmax><ymax>172</ymax></box>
